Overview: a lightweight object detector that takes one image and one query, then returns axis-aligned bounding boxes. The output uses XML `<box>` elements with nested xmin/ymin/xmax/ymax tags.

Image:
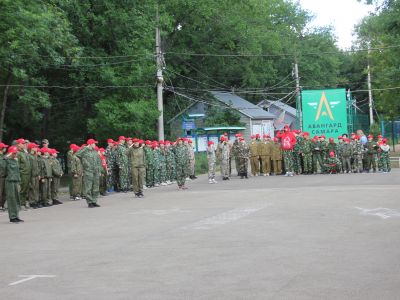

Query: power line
<box><xmin>164</xmin><ymin>44</ymin><xmax>400</xmax><ymax>58</ymax></box>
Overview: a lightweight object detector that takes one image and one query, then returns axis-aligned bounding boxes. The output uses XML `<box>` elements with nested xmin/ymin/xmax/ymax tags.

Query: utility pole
<box><xmin>367</xmin><ymin>48</ymin><xmax>374</xmax><ymax>126</ymax></box>
<box><xmin>294</xmin><ymin>59</ymin><xmax>301</xmax><ymax>129</ymax></box>
<box><xmin>156</xmin><ymin>6</ymin><xmax>164</xmax><ymax>140</ymax></box>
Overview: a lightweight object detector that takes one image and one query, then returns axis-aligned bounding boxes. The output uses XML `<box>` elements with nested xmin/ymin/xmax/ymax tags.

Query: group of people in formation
<box><xmin>1</xmin><ymin>136</ymin><xmax>196</xmax><ymax>223</ymax></box>
<box><xmin>206</xmin><ymin>125</ymin><xmax>391</xmax><ymax>182</ymax></box>
<box><xmin>0</xmin><ymin>138</ymin><xmax>63</xmax><ymax>223</ymax></box>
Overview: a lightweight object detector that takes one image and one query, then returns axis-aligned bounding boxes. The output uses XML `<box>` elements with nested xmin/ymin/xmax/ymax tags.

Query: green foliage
<box><xmin>369</xmin><ymin>122</ymin><xmax>381</xmax><ymax>136</ymax></box>
<box><xmin>204</xmin><ymin>105</ymin><xmax>245</xmax><ymax>127</ymax></box>
<box><xmin>194</xmin><ymin>152</ymin><xmax>209</xmax><ymax>175</ymax></box>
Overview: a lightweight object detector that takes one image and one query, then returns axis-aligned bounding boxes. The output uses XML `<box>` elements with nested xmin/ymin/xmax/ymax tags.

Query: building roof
<box><xmin>258</xmin><ymin>99</ymin><xmax>297</xmax><ymax>116</ymax></box>
<box><xmin>211</xmin><ymin>91</ymin><xmax>275</xmax><ymax>120</ymax></box>
<box><xmin>202</xmin><ymin>126</ymin><xmax>246</xmax><ymax>131</ymax></box>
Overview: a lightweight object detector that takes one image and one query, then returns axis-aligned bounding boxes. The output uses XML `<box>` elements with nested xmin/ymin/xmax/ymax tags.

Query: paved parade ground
<box><xmin>1</xmin><ymin>171</ymin><xmax>400</xmax><ymax>300</ymax></box>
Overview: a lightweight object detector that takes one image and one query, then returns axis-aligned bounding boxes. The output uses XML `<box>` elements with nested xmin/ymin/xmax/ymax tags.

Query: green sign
<box><xmin>301</xmin><ymin>89</ymin><xmax>348</xmax><ymax>138</ymax></box>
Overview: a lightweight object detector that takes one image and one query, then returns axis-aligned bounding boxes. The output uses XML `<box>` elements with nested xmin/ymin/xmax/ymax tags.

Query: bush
<box><xmin>195</xmin><ymin>152</ymin><xmax>209</xmax><ymax>175</ymax></box>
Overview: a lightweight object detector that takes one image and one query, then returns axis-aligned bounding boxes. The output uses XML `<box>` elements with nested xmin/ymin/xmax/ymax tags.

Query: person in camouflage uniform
<box><xmin>158</xmin><ymin>141</ymin><xmax>168</xmax><ymax>186</ymax></box>
<box><xmin>207</xmin><ymin>141</ymin><xmax>217</xmax><ymax>184</ymax></box>
<box><xmin>98</xmin><ymin>148</ymin><xmax>108</xmax><ymax>196</ymax></box>
<box><xmin>0</xmin><ymin>143</ymin><xmax>8</xmax><ymax>211</ymax></box>
<box><xmin>76</xmin><ymin>139</ymin><xmax>102</xmax><ymax>207</ymax></box>
<box><xmin>50</xmin><ymin>149</ymin><xmax>63</xmax><ymax>205</ymax></box>
<box><xmin>293</xmin><ymin>130</ymin><xmax>304</xmax><ymax>174</ymax></box>
<box><xmin>27</xmin><ymin>143</ymin><xmax>40</xmax><ymax>208</ymax></box>
<box><xmin>126</xmin><ymin>138</ymin><xmax>133</xmax><ymax>190</ymax></box>
<box><xmin>126</xmin><ymin>138</ymin><xmax>146</xmax><ymax>197</ymax></box>
<box><xmin>5</xmin><ymin>146</ymin><xmax>23</xmax><ymax>222</ymax></box>
<box><xmin>327</xmin><ymin>138</ymin><xmax>338</xmax><ymax>157</ymax></box>
<box><xmin>324</xmin><ymin>151</ymin><xmax>342</xmax><ymax>174</ymax></box>
<box><xmin>187</xmin><ymin>140</ymin><xmax>196</xmax><ymax>179</ymax></box>
<box><xmin>336</xmin><ymin>136</ymin><xmax>344</xmax><ymax>172</ymax></box>
<box><xmin>165</xmin><ymin>141</ymin><xmax>176</xmax><ymax>184</ymax></box>
<box><xmin>232</xmin><ymin>134</ymin><xmax>241</xmax><ymax>176</ymax></box>
<box><xmin>271</xmin><ymin>137</ymin><xmax>282</xmax><ymax>175</ymax></box>
<box><xmin>341</xmin><ymin>138</ymin><xmax>353</xmax><ymax>173</ymax></box>
<box><xmin>376</xmin><ymin>135</ymin><xmax>384</xmax><ymax>171</ymax></box>
<box><xmin>237</xmin><ymin>138</ymin><xmax>250</xmax><ymax>179</ymax></box>
<box><xmin>217</xmin><ymin>136</ymin><xmax>231</xmax><ymax>180</ymax></box>
<box><xmin>301</xmin><ymin>132</ymin><xmax>313</xmax><ymax>174</ymax></box>
<box><xmin>152</xmin><ymin>141</ymin><xmax>161</xmax><ymax>187</ymax></box>
<box><xmin>379</xmin><ymin>138</ymin><xmax>391</xmax><ymax>172</ymax></box>
<box><xmin>351</xmin><ymin>135</ymin><xmax>364</xmax><ymax>173</ymax></box>
<box><xmin>39</xmin><ymin>147</ymin><xmax>53</xmax><ymax>207</ymax></box>
<box><xmin>312</xmin><ymin>136</ymin><xmax>324</xmax><ymax>174</ymax></box>
<box><xmin>70</xmin><ymin>144</ymin><xmax>83</xmax><ymax>200</ymax></box>
<box><xmin>319</xmin><ymin>135</ymin><xmax>329</xmax><ymax>160</ymax></box>
<box><xmin>67</xmin><ymin>144</ymin><xmax>75</xmax><ymax>197</ymax></box>
<box><xmin>144</xmin><ymin>140</ymin><xmax>155</xmax><ymax>187</ymax></box>
<box><xmin>105</xmin><ymin>139</ymin><xmax>116</xmax><ymax>192</ymax></box>
<box><xmin>16</xmin><ymin>138</ymin><xmax>32</xmax><ymax>209</ymax></box>
<box><xmin>115</xmin><ymin>136</ymin><xmax>129</xmax><ymax>192</ymax></box>
<box><xmin>366</xmin><ymin>134</ymin><xmax>378</xmax><ymax>172</ymax></box>
<box><xmin>174</xmin><ymin>138</ymin><xmax>189</xmax><ymax>189</ymax></box>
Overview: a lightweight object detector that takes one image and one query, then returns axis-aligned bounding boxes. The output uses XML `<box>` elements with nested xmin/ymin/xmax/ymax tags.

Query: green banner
<box><xmin>301</xmin><ymin>89</ymin><xmax>348</xmax><ymax>138</ymax></box>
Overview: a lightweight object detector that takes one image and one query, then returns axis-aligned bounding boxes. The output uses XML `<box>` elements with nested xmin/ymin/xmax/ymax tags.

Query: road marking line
<box><xmin>9</xmin><ymin>275</ymin><xmax>56</xmax><ymax>286</ymax></box>
<box><xmin>355</xmin><ymin>207</ymin><xmax>400</xmax><ymax>219</ymax></box>
<box><xmin>182</xmin><ymin>204</ymin><xmax>269</xmax><ymax>230</ymax></box>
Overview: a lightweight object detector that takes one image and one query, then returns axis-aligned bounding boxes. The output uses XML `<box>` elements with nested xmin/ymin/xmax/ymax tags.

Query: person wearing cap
<box><xmin>376</xmin><ymin>135</ymin><xmax>384</xmax><ymax>171</ymax></box>
<box><xmin>75</xmin><ymin>139</ymin><xmax>101</xmax><ymax>207</ymax></box>
<box><xmin>125</xmin><ymin>138</ymin><xmax>133</xmax><ymax>190</ymax></box>
<box><xmin>151</xmin><ymin>142</ymin><xmax>162</xmax><ymax>187</ymax></box>
<box><xmin>49</xmin><ymin>149</ymin><xmax>63</xmax><ymax>205</ymax></box>
<box><xmin>70</xmin><ymin>145</ymin><xmax>83</xmax><ymax>201</ymax></box>
<box><xmin>0</xmin><ymin>142</ymin><xmax>9</xmax><ymax>211</ymax></box>
<box><xmin>379</xmin><ymin>138</ymin><xmax>391</xmax><ymax>173</ymax></box>
<box><xmin>292</xmin><ymin>130</ymin><xmax>304</xmax><ymax>175</ymax></box>
<box><xmin>187</xmin><ymin>140</ymin><xmax>197</xmax><ymax>180</ymax></box>
<box><xmin>249</xmin><ymin>135</ymin><xmax>260</xmax><ymax>176</ymax></box>
<box><xmin>15</xmin><ymin>138</ymin><xmax>32</xmax><ymax>209</ymax></box>
<box><xmin>66</xmin><ymin>144</ymin><xmax>77</xmax><ymax>198</ymax></box>
<box><xmin>206</xmin><ymin>141</ymin><xmax>217</xmax><ymax>184</ymax></box>
<box><xmin>336</xmin><ymin>136</ymin><xmax>344</xmax><ymax>172</ymax></box>
<box><xmin>276</xmin><ymin>125</ymin><xmax>296</xmax><ymax>176</ymax></box>
<box><xmin>38</xmin><ymin>147</ymin><xmax>53</xmax><ymax>207</ymax></box>
<box><xmin>324</xmin><ymin>151</ymin><xmax>342</xmax><ymax>174</ymax></box>
<box><xmin>259</xmin><ymin>134</ymin><xmax>272</xmax><ymax>176</ymax></box>
<box><xmin>366</xmin><ymin>135</ymin><xmax>378</xmax><ymax>173</ymax></box>
<box><xmin>341</xmin><ymin>138</ymin><xmax>353</xmax><ymax>173</ymax></box>
<box><xmin>144</xmin><ymin>140</ymin><xmax>155</xmax><ymax>188</ymax></box>
<box><xmin>237</xmin><ymin>138</ymin><xmax>250</xmax><ymax>179</ymax></box>
<box><xmin>98</xmin><ymin>148</ymin><xmax>108</xmax><ymax>196</ymax></box>
<box><xmin>42</xmin><ymin>139</ymin><xmax>49</xmax><ymax>149</ymax></box>
<box><xmin>231</xmin><ymin>134</ymin><xmax>241</xmax><ymax>176</ymax></box>
<box><xmin>217</xmin><ymin>136</ymin><xmax>230</xmax><ymax>180</ymax></box>
<box><xmin>174</xmin><ymin>138</ymin><xmax>190</xmax><ymax>189</ymax></box>
<box><xmin>301</xmin><ymin>132</ymin><xmax>313</xmax><ymax>175</ymax></box>
<box><xmin>351</xmin><ymin>135</ymin><xmax>364</xmax><ymax>173</ymax></box>
<box><xmin>115</xmin><ymin>137</ymin><xmax>129</xmax><ymax>192</ymax></box>
<box><xmin>27</xmin><ymin>143</ymin><xmax>41</xmax><ymax>209</ymax></box>
<box><xmin>271</xmin><ymin>137</ymin><xmax>283</xmax><ymax>175</ymax></box>
<box><xmin>159</xmin><ymin>141</ymin><xmax>168</xmax><ymax>186</ymax></box>
<box><xmin>4</xmin><ymin>146</ymin><xmax>24</xmax><ymax>222</ymax></box>
<box><xmin>165</xmin><ymin>141</ymin><xmax>176</xmax><ymax>185</ymax></box>
<box><xmin>126</xmin><ymin>138</ymin><xmax>146</xmax><ymax>197</ymax></box>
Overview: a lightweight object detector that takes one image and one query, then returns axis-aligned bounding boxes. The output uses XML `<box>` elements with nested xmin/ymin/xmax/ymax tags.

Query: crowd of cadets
<box><xmin>0</xmin><ymin>127</ymin><xmax>392</xmax><ymax>223</ymax></box>
<box><xmin>0</xmin><ymin>138</ymin><xmax>63</xmax><ymax>223</ymax></box>
<box><xmin>1</xmin><ymin>136</ymin><xmax>196</xmax><ymax>223</ymax></box>
<box><xmin>206</xmin><ymin>125</ymin><xmax>391</xmax><ymax>181</ymax></box>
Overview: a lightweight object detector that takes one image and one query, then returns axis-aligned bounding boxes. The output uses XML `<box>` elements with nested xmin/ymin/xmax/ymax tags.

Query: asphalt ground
<box><xmin>1</xmin><ymin>170</ymin><xmax>400</xmax><ymax>300</ymax></box>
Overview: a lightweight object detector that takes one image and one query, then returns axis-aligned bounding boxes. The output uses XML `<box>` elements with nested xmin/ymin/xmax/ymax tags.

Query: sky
<box><xmin>299</xmin><ymin>0</ymin><xmax>375</xmax><ymax>49</ymax></box>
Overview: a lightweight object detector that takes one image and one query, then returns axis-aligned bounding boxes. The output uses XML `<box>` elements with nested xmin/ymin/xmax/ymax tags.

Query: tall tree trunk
<box><xmin>0</xmin><ymin>66</ymin><xmax>12</xmax><ymax>141</ymax></box>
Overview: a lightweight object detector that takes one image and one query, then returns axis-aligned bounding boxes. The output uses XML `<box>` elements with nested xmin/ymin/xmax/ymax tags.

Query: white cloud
<box><xmin>299</xmin><ymin>0</ymin><xmax>374</xmax><ymax>49</ymax></box>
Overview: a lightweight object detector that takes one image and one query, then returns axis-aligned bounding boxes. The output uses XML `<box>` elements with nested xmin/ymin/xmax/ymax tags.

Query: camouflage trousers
<box><xmin>234</xmin><ymin>157</ymin><xmax>240</xmax><ymax>175</ymax></box>
<box><xmin>302</xmin><ymin>153</ymin><xmax>313</xmax><ymax>173</ymax></box>
<box><xmin>342</xmin><ymin>156</ymin><xmax>351</xmax><ymax>172</ymax></box>
<box><xmin>106</xmin><ymin>168</ymin><xmax>115</xmax><ymax>190</ymax></box>
<box><xmin>380</xmin><ymin>152</ymin><xmax>390</xmax><ymax>172</ymax></box>
<box><xmin>293</xmin><ymin>152</ymin><xmax>302</xmax><ymax>173</ymax></box>
<box><xmin>367</xmin><ymin>154</ymin><xmax>378</xmax><ymax>171</ymax></box>
<box><xmin>176</xmin><ymin>163</ymin><xmax>186</xmax><ymax>187</ymax></box>
<box><xmin>118</xmin><ymin>165</ymin><xmax>129</xmax><ymax>190</ymax></box>
<box><xmin>313</xmin><ymin>153</ymin><xmax>325</xmax><ymax>173</ymax></box>
<box><xmin>29</xmin><ymin>176</ymin><xmax>40</xmax><ymax>205</ymax></box>
<box><xmin>221</xmin><ymin>158</ymin><xmax>230</xmax><ymax>177</ymax></box>
<box><xmin>238</xmin><ymin>158</ymin><xmax>249</xmax><ymax>175</ymax></box>
<box><xmin>352</xmin><ymin>155</ymin><xmax>363</xmax><ymax>173</ymax></box>
<box><xmin>208</xmin><ymin>161</ymin><xmax>216</xmax><ymax>180</ymax></box>
<box><xmin>282</xmin><ymin>150</ymin><xmax>294</xmax><ymax>173</ymax></box>
<box><xmin>157</xmin><ymin>163</ymin><xmax>167</xmax><ymax>183</ymax></box>
<box><xmin>166</xmin><ymin>164</ymin><xmax>176</xmax><ymax>182</ymax></box>
<box><xmin>145</xmin><ymin>164</ymin><xmax>154</xmax><ymax>187</ymax></box>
